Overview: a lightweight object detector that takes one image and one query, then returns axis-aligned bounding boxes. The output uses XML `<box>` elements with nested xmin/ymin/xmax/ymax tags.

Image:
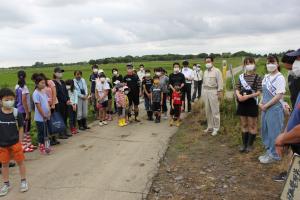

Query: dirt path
<box><xmin>3</xmin><ymin>110</ymin><xmax>181</xmax><ymax>200</ymax></box>
<box><xmin>147</xmin><ymin>102</ymin><xmax>283</xmax><ymax>200</ymax></box>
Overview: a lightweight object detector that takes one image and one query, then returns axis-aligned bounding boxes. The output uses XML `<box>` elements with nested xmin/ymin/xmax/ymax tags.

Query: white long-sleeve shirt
<box><xmin>193</xmin><ymin>69</ymin><xmax>203</xmax><ymax>81</ymax></box>
<box><xmin>181</xmin><ymin>67</ymin><xmax>194</xmax><ymax>84</ymax></box>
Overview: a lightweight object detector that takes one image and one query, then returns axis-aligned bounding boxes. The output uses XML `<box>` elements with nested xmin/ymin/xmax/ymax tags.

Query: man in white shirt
<box><xmin>137</xmin><ymin>64</ymin><xmax>145</xmax><ymax>82</ymax></box>
<box><xmin>192</xmin><ymin>64</ymin><xmax>203</xmax><ymax>102</ymax></box>
<box><xmin>181</xmin><ymin>60</ymin><xmax>194</xmax><ymax>112</ymax></box>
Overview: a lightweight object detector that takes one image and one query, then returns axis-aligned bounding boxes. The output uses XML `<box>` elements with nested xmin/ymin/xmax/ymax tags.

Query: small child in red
<box><xmin>171</xmin><ymin>84</ymin><xmax>183</xmax><ymax>127</ymax></box>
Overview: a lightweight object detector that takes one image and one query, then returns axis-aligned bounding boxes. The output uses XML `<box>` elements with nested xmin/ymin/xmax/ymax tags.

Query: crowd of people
<box><xmin>0</xmin><ymin>50</ymin><xmax>300</xmax><ymax>196</ymax></box>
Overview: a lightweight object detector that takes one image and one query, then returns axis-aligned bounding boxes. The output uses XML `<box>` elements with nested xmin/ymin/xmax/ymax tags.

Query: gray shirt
<box><xmin>159</xmin><ymin>75</ymin><xmax>169</xmax><ymax>93</ymax></box>
<box><xmin>151</xmin><ymin>85</ymin><xmax>162</xmax><ymax>103</ymax></box>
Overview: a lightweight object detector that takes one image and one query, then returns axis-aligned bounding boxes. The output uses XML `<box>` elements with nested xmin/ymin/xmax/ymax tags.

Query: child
<box><xmin>170</xmin><ymin>83</ymin><xmax>183</xmax><ymax>127</ymax></box>
<box><xmin>66</xmin><ymin>80</ymin><xmax>78</xmax><ymax>135</ymax></box>
<box><xmin>124</xmin><ymin>86</ymin><xmax>130</xmax><ymax>124</ymax></box>
<box><xmin>150</xmin><ymin>76</ymin><xmax>163</xmax><ymax>123</ymax></box>
<box><xmin>142</xmin><ymin>70</ymin><xmax>153</xmax><ymax>120</ymax></box>
<box><xmin>96</xmin><ymin>74</ymin><xmax>110</xmax><ymax>126</ymax></box>
<box><xmin>115</xmin><ymin>84</ymin><xmax>127</xmax><ymax>127</ymax></box>
<box><xmin>32</xmin><ymin>73</ymin><xmax>51</xmax><ymax>154</ymax></box>
<box><xmin>15</xmin><ymin>70</ymin><xmax>36</xmax><ymax>152</ymax></box>
<box><xmin>0</xmin><ymin>88</ymin><xmax>28</xmax><ymax>196</ymax></box>
<box><xmin>106</xmin><ymin>78</ymin><xmax>113</xmax><ymax>121</ymax></box>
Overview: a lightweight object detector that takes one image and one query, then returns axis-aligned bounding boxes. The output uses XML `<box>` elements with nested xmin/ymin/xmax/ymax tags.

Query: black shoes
<box><xmin>239</xmin><ymin>132</ymin><xmax>249</xmax><ymax>153</ymax></box>
<box><xmin>239</xmin><ymin>132</ymin><xmax>256</xmax><ymax>153</ymax></box>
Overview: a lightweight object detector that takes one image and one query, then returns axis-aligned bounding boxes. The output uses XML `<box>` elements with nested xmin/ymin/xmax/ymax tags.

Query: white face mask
<box><xmin>100</xmin><ymin>77</ymin><xmax>106</xmax><ymax>83</ymax></box>
<box><xmin>93</xmin><ymin>69</ymin><xmax>98</xmax><ymax>73</ymax></box>
<box><xmin>124</xmin><ymin>91</ymin><xmax>129</xmax><ymax>95</ymax></box>
<box><xmin>66</xmin><ymin>86</ymin><xmax>71</xmax><ymax>90</ymax></box>
<box><xmin>145</xmin><ymin>73</ymin><xmax>151</xmax><ymax>77</ymax></box>
<box><xmin>155</xmin><ymin>72</ymin><xmax>161</xmax><ymax>76</ymax></box>
<box><xmin>113</xmin><ymin>71</ymin><xmax>118</xmax><ymax>75</ymax></box>
<box><xmin>205</xmin><ymin>63</ymin><xmax>213</xmax><ymax>69</ymax></box>
<box><xmin>2</xmin><ymin>100</ymin><xmax>15</xmax><ymax>109</ymax></box>
<box><xmin>292</xmin><ymin>60</ymin><xmax>300</xmax><ymax>77</ymax></box>
<box><xmin>55</xmin><ymin>72</ymin><xmax>63</xmax><ymax>79</ymax></box>
<box><xmin>266</xmin><ymin>63</ymin><xmax>278</xmax><ymax>73</ymax></box>
<box><xmin>174</xmin><ymin>68</ymin><xmax>180</xmax><ymax>73</ymax></box>
<box><xmin>245</xmin><ymin>64</ymin><xmax>255</xmax><ymax>72</ymax></box>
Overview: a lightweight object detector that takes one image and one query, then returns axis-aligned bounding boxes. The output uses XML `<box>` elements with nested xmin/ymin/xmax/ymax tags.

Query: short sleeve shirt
<box><xmin>96</xmin><ymin>81</ymin><xmax>110</xmax><ymax>102</ymax></box>
<box><xmin>151</xmin><ymin>85</ymin><xmax>162</xmax><ymax>103</ymax></box>
<box><xmin>0</xmin><ymin>109</ymin><xmax>24</xmax><ymax>147</ymax></box>
<box><xmin>32</xmin><ymin>90</ymin><xmax>50</xmax><ymax>122</ymax></box>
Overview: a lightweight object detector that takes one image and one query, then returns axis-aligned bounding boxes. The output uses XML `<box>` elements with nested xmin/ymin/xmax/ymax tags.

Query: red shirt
<box><xmin>172</xmin><ymin>91</ymin><xmax>182</xmax><ymax>105</ymax></box>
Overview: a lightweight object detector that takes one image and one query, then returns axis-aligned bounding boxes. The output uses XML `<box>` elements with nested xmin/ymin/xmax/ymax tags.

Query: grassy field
<box><xmin>0</xmin><ymin>57</ymin><xmax>245</xmax><ymax>92</ymax></box>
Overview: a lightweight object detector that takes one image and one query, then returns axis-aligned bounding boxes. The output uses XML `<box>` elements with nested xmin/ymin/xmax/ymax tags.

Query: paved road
<box><xmin>3</xmin><ymin>112</ymin><xmax>179</xmax><ymax>200</ymax></box>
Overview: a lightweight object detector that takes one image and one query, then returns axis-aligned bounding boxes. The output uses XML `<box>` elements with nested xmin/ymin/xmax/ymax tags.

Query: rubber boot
<box><xmin>78</xmin><ymin>120</ymin><xmax>85</xmax><ymax>131</ymax></box>
<box><xmin>246</xmin><ymin>134</ymin><xmax>256</xmax><ymax>153</ymax></box>
<box><xmin>82</xmin><ymin>118</ymin><xmax>90</xmax><ymax>129</ymax></box>
<box><xmin>147</xmin><ymin>111</ymin><xmax>151</xmax><ymax>121</ymax></box>
<box><xmin>118</xmin><ymin>119</ymin><xmax>123</xmax><ymax>127</ymax></box>
<box><xmin>239</xmin><ymin>132</ymin><xmax>249</xmax><ymax>153</ymax></box>
<box><xmin>149</xmin><ymin>111</ymin><xmax>154</xmax><ymax>121</ymax></box>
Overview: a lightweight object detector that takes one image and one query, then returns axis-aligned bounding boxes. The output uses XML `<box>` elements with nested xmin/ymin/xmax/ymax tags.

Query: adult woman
<box><xmin>73</xmin><ymin>70</ymin><xmax>90</xmax><ymax>130</ymax></box>
<box><xmin>235</xmin><ymin>57</ymin><xmax>262</xmax><ymax>153</ymax></box>
<box><xmin>259</xmin><ymin>55</ymin><xmax>286</xmax><ymax>164</ymax></box>
<box><xmin>53</xmin><ymin>67</ymin><xmax>71</xmax><ymax>139</ymax></box>
<box><xmin>42</xmin><ymin>74</ymin><xmax>60</xmax><ymax>145</ymax></box>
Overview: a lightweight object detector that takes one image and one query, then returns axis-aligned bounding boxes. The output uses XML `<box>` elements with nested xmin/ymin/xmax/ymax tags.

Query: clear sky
<box><xmin>0</xmin><ymin>0</ymin><xmax>299</xmax><ymax>67</ymax></box>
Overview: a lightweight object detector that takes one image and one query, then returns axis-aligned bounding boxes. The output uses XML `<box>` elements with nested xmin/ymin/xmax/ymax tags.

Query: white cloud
<box><xmin>0</xmin><ymin>0</ymin><xmax>299</xmax><ymax>67</ymax></box>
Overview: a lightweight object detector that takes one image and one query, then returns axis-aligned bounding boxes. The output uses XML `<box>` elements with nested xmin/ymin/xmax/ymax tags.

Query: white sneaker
<box><xmin>99</xmin><ymin>122</ymin><xmax>104</xmax><ymax>126</ymax></box>
<box><xmin>211</xmin><ymin>128</ymin><xmax>219</xmax><ymax>136</ymax></box>
<box><xmin>103</xmin><ymin>121</ymin><xmax>108</xmax><ymax>125</ymax></box>
<box><xmin>163</xmin><ymin>114</ymin><xmax>168</xmax><ymax>120</ymax></box>
<box><xmin>20</xmin><ymin>180</ymin><xmax>29</xmax><ymax>193</ymax></box>
<box><xmin>258</xmin><ymin>152</ymin><xmax>269</xmax><ymax>161</ymax></box>
<box><xmin>260</xmin><ymin>155</ymin><xmax>277</xmax><ymax>164</ymax></box>
<box><xmin>0</xmin><ymin>184</ymin><xmax>10</xmax><ymax>197</ymax></box>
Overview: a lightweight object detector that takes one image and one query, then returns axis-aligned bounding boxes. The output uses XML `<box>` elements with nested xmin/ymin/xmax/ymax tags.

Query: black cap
<box><xmin>54</xmin><ymin>67</ymin><xmax>65</xmax><ymax>73</ymax></box>
<box><xmin>126</xmin><ymin>63</ymin><xmax>133</xmax><ymax>69</ymax></box>
<box><xmin>182</xmin><ymin>60</ymin><xmax>189</xmax><ymax>66</ymax></box>
<box><xmin>287</xmin><ymin>49</ymin><xmax>300</xmax><ymax>57</ymax></box>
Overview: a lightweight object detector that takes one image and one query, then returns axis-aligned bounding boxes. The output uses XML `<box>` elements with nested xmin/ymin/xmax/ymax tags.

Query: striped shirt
<box><xmin>235</xmin><ymin>73</ymin><xmax>262</xmax><ymax>92</ymax></box>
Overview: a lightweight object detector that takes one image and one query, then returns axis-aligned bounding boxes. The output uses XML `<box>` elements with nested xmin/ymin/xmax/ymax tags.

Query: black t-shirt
<box><xmin>142</xmin><ymin>78</ymin><xmax>153</xmax><ymax>96</ymax></box>
<box><xmin>53</xmin><ymin>80</ymin><xmax>69</xmax><ymax>103</ymax></box>
<box><xmin>112</xmin><ymin>75</ymin><xmax>123</xmax><ymax>86</ymax></box>
<box><xmin>0</xmin><ymin>110</ymin><xmax>24</xmax><ymax>147</ymax></box>
<box><xmin>90</xmin><ymin>73</ymin><xmax>99</xmax><ymax>94</ymax></box>
<box><xmin>288</xmin><ymin>75</ymin><xmax>300</xmax><ymax>108</ymax></box>
<box><xmin>123</xmin><ymin>74</ymin><xmax>140</xmax><ymax>94</ymax></box>
<box><xmin>169</xmin><ymin>72</ymin><xmax>186</xmax><ymax>88</ymax></box>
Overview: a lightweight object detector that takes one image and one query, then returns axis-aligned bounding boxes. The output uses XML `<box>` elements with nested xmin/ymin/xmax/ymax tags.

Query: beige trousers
<box><xmin>202</xmin><ymin>89</ymin><xmax>220</xmax><ymax>130</ymax></box>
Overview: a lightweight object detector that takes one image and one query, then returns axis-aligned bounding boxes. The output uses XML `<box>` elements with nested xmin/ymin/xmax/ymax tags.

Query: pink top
<box><xmin>43</xmin><ymin>80</ymin><xmax>58</xmax><ymax>106</ymax></box>
<box><xmin>115</xmin><ymin>91</ymin><xmax>126</xmax><ymax>108</ymax></box>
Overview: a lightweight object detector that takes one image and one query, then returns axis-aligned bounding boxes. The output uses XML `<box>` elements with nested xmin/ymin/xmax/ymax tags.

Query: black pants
<box><xmin>182</xmin><ymin>83</ymin><xmax>192</xmax><ymax>112</ymax></box>
<box><xmin>192</xmin><ymin>80</ymin><xmax>202</xmax><ymax>100</ymax></box>
<box><xmin>162</xmin><ymin>93</ymin><xmax>168</xmax><ymax>113</ymax></box>
<box><xmin>67</xmin><ymin>105</ymin><xmax>77</xmax><ymax>129</ymax></box>
<box><xmin>55</xmin><ymin>102</ymin><xmax>68</xmax><ymax>135</ymax></box>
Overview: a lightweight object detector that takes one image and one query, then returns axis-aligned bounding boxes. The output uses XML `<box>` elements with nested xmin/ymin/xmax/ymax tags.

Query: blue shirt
<box><xmin>286</xmin><ymin>93</ymin><xmax>300</xmax><ymax>154</ymax></box>
<box><xmin>287</xmin><ymin>94</ymin><xmax>300</xmax><ymax>132</ymax></box>
<box><xmin>32</xmin><ymin>89</ymin><xmax>50</xmax><ymax>122</ymax></box>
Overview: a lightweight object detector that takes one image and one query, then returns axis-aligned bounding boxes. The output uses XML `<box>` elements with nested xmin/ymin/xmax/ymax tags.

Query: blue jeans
<box><xmin>68</xmin><ymin>105</ymin><xmax>77</xmax><ymax>128</ymax></box>
<box><xmin>261</xmin><ymin>104</ymin><xmax>284</xmax><ymax>160</ymax></box>
<box><xmin>144</xmin><ymin>96</ymin><xmax>152</xmax><ymax>111</ymax></box>
<box><xmin>162</xmin><ymin>93</ymin><xmax>168</xmax><ymax>113</ymax></box>
<box><xmin>36</xmin><ymin>121</ymin><xmax>50</xmax><ymax>144</ymax></box>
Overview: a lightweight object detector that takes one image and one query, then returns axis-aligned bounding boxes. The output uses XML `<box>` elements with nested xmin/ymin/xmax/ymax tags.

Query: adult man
<box><xmin>273</xmin><ymin>49</ymin><xmax>300</xmax><ymax>182</ymax></box>
<box><xmin>202</xmin><ymin>56</ymin><xmax>223</xmax><ymax>136</ymax></box>
<box><xmin>137</xmin><ymin>64</ymin><xmax>146</xmax><ymax>82</ymax></box>
<box><xmin>123</xmin><ymin>64</ymin><xmax>142</xmax><ymax>122</ymax></box>
<box><xmin>181</xmin><ymin>60</ymin><xmax>194</xmax><ymax>112</ymax></box>
<box><xmin>192</xmin><ymin>64</ymin><xmax>203</xmax><ymax>101</ymax></box>
<box><xmin>169</xmin><ymin>62</ymin><xmax>185</xmax><ymax>125</ymax></box>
